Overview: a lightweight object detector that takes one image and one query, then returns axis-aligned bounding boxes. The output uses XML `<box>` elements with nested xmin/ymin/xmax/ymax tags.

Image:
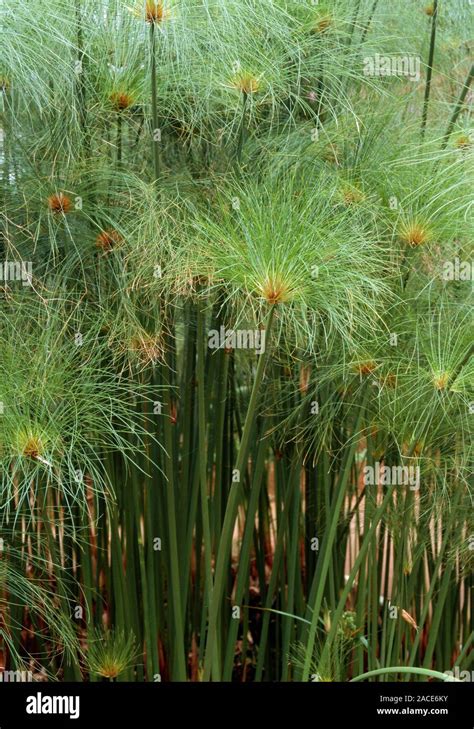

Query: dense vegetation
<box><xmin>0</xmin><ymin>0</ymin><xmax>472</xmax><ymax>682</ymax></box>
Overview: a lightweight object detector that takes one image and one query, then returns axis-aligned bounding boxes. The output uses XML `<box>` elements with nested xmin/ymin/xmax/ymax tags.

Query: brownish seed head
<box><xmin>342</xmin><ymin>186</ymin><xmax>364</xmax><ymax>205</ymax></box>
<box><xmin>355</xmin><ymin>361</ymin><xmax>377</xmax><ymax>376</ymax></box>
<box><xmin>400</xmin><ymin>223</ymin><xmax>429</xmax><ymax>248</ymax></box>
<box><xmin>48</xmin><ymin>192</ymin><xmax>72</xmax><ymax>214</ymax></box>
<box><xmin>129</xmin><ymin>333</ymin><xmax>164</xmax><ymax>365</ymax></box>
<box><xmin>259</xmin><ymin>275</ymin><xmax>290</xmax><ymax>304</ymax></box>
<box><xmin>380</xmin><ymin>372</ymin><xmax>397</xmax><ymax>388</ymax></box>
<box><xmin>231</xmin><ymin>72</ymin><xmax>260</xmax><ymax>95</ymax></box>
<box><xmin>96</xmin><ymin>229</ymin><xmax>122</xmax><ymax>252</ymax></box>
<box><xmin>424</xmin><ymin>4</ymin><xmax>434</xmax><ymax>16</ymax></box>
<box><xmin>110</xmin><ymin>91</ymin><xmax>134</xmax><ymax>111</ymax></box>
<box><xmin>312</xmin><ymin>16</ymin><xmax>332</xmax><ymax>33</ymax></box>
<box><xmin>454</xmin><ymin>134</ymin><xmax>471</xmax><ymax>149</ymax></box>
<box><xmin>433</xmin><ymin>371</ymin><xmax>449</xmax><ymax>390</ymax></box>
<box><xmin>145</xmin><ymin>1</ymin><xmax>168</xmax><ymax>24</ymax></box>
<box><xmin>22</xmin><ymin>435</ymin><xmax>43</xmax><ymax>459</ymax></box>
<box><xmin>97</xmin><ymin>661</ymin><xmax>121</xmax><ymax>679</ymax></box>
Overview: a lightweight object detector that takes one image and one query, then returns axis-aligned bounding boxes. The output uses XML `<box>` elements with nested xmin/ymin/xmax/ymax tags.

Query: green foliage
<box><xmin>0</xmin><ymin>0</ymin><xmax>472</xmax><ymax>683</ymax></box>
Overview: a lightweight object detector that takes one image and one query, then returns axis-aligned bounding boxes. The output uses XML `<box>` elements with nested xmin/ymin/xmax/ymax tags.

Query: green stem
<box><xmin>360</xmin><ymin>0</ymin><xmax>379</xmax><ymax>44</ymax></box>
<box><xmin>441</xmin><ymin>63</ymin><xmax>474</xmax><ymax>150</ymax></box>
<box><xmin>236</xmin><ymin>91</ymin><xmax>248</xmax><ymax>164</ymax></box>
<box><xmin>255</xmin><ymin>453</ymin><xmax>302</xmax><ymax>681</ymax></box>
<box><xmin>300</xmin><ymin>387</ymin><xmax>370</xmax><ymax>682</ymax></box>
<box><xmin>162</xmin><ymin>383</ymin><xmax>187</xmax><ymax>680</ymax></box>
<box><xmin>319</xmin><ymin>485</ymin><xmax>396</xmax><ymax>673</ymax></box>
<box><xmin>421</xmin><ymin>0</ymin><xmax>438</xmax><ymax>138</ymax></box>
<box><xmin>150</xmin><ymin>23</ymin><xmax>161</xmax><ymax>180</ymax></box>
<box><xmin>196</xmin><ymin>302</ymin><xmax>214</xmax><ymax>648</ymax></box>
<box><xmin>75</xmin><ymin>0</ymin><xmax>88</xmax><ymax>146</ymax></box>
<box><xmin>203</xmin><ymin>305</ymin><xmax>275</xmax><ymax>681</ymax></box>
<box><xmin>347</xmin><ymin>0</ymin><xmax>362</xmax><ymax>47</ymax></box>
<box><xmin>408</xmin><ymin>487</ymin><xmax>462</xmax><ymax>667</ymax></box>
<box><xmin>116</xmin><ymin>114</ymin><xmax>122</xmax><ymax>165</ymax></box>
<box><xmin>351</xmin><ymin>666</ymin><xmax>453</xmax><ymax>682</ymax></box>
